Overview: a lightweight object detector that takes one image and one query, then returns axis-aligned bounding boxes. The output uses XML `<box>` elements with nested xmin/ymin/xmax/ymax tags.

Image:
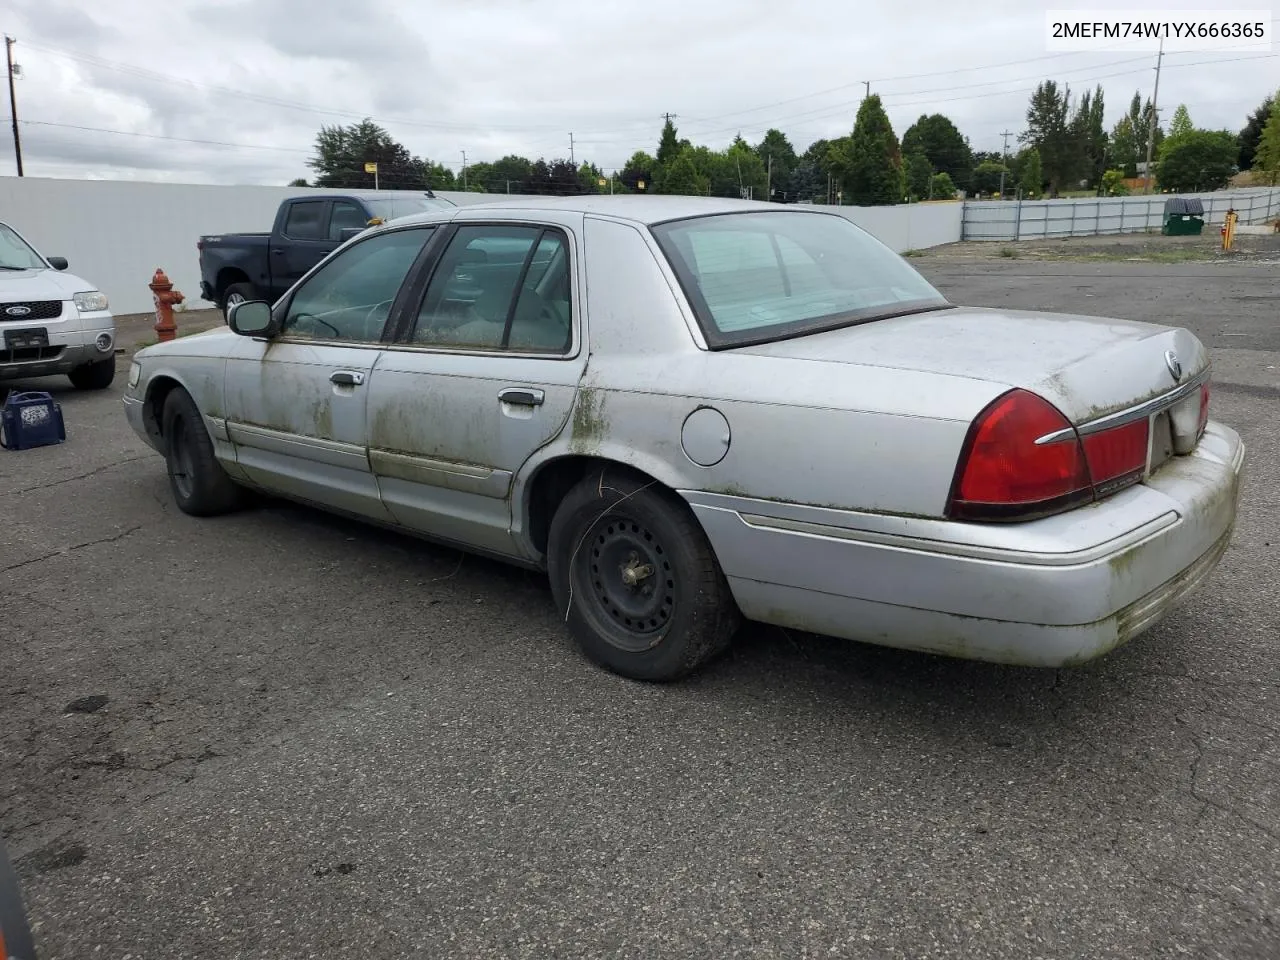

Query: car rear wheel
<box><xmin>161</xmin><ymin>387</ymin><xmax>247</xmax><ymax>516</ymax></box>
<box><xmin>547</xmin><ymin>467</ymin><xmax>740</xmax><ymax>682</ymax></box>
<box><xmin>221</xmin><ymin>282</ymin><xmax>257</xmax><ymax>321</ymax></box>
<box><xmin>68</xmin><ymin>356</ymin><xmax>115</xmax><ymax>390</ymax></box>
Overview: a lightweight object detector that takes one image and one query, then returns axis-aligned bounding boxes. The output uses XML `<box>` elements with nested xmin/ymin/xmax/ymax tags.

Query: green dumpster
<box><xmin>1161</xmin><ymin>197</ymin><xmax>1205</xmax><ymax>236</ymax></box>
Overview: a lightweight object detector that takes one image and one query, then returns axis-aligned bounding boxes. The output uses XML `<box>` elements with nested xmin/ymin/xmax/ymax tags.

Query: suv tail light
<box><xmin>948</xmin><ymin>389</ymin><xmax>1153</xmax><ymax>522</ymax></box>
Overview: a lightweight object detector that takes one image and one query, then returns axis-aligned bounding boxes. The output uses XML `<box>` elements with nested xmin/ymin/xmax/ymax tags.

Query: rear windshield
<box><xmin>650</xmin><ymin>211</ymin><xmax>950</xmax><ymax>348</ymax></box>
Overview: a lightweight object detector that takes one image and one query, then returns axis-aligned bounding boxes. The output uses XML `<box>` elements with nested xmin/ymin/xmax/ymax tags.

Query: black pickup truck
<box><xmin>198</xmin><ymin>191</ymin><xmax>456</xmax><ymax>317</ymax></box>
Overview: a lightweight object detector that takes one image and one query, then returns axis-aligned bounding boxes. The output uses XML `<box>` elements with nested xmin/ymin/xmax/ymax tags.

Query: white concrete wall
<box><xmin>0</xmin><ymin>178</ymin><xmax>500</xmax><ymax>315</ymax></box>
<box><xmin>814</xmin><ymin>201</ymin><xmax>965</xmax><ymax>252</ymax></box>
<box><xmin>0</xmin><ymin>176</ymin><xmax>969</xmax><ymax>315</ymax></box>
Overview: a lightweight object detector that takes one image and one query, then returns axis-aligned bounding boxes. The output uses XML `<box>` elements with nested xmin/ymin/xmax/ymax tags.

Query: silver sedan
<box><xmin>123</xmin><ymin>196</ymin><xmax>1245</xmax><ymax>681</ymax></box>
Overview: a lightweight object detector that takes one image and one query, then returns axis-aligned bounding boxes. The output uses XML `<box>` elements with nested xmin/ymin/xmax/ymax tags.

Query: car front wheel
<box><xmin>161</xmin><ymin>387</ymin><xmax>247</xmax><ymax>516</ymax></box>
<box><xmin>547</xmin><ymin>466</ymin><xmax>740</xmax><ymax>682</ymax></box>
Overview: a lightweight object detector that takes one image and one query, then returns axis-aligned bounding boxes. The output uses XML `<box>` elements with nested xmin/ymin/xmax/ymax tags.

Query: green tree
<box><xmin>929</xmin><ymin>172</ymin><xmax>956</xmax><ymax>199</ymax></box>
<box><xmin>905</xmin><ymin>151</ymin><xmax>933</xmax><ymax>200</ymax></box>
<box><xmin>838</xmin><ymin>94</ymin><xmax>904</xmax><ymax>205</ymax></box>
<box><xmin>727</xmin><ymin>138</ymin><xmax>768</xmax><ymax>198</ymax></box>
<box><xmin>901</xmin><ymin>114</ymin><xmax>974</xmax><ymax>191</ymax></box>
<box><xmin>288</xmin><ymin>178</ymin><xmax>309</xmax><ymax>187</ymax></box>
<box><xmin>755</xmin><ymin>128</ymin><xmax>797</xmax><ymax>200</ymax></box>
<box><xmin>788</xmin><ymin>160</ymin><xmax>824</xmax><ymax>203</ymax></box>
<box><xmin>1239</xmin><ymin>94</ymin><xmax>1277</xmax><ymax>170</ymax></box>
<box><xmin>1019</xmin><ymin>148</ymin><xmax>1043</xmax><ymax>196</ymax></box>
<box><xmin>659</xmin><ymin>148</ymin><xmax>708</xmax><ymax>196</ymax></box>
<box><xmin>1110</xmin><ymin>91</ymin><xmax>1162</xmax><ymax>178</ymax></box>
<box><xmin>656</xmin><ymin>117</ymin><xmax>688</xmax><ymax>168</ymax></box>
<box><xmin>1253</xmin><ymin>92</ymin><xmax>1280</xmax><ymax>184</ymax></box>
<box><xmin>1021</xmin><ymin>80</ymin><xmax>1081</xmax><ymax>196</ymax></box>
<box><xmin>619</xmin><ymin>150</ymin><xmax>656</xmax><ymax>192</ymax></box>
<box><xmin>1070</xmin><ymin>85</ymin><xmax>1107</xmax><ymax>188</ymax></box>
<box><xmin>480</xmin><ymin>155</ymin><xmax>531</xmax><ymax>192</ymax></box>
<box><xmin>463</xmin><ymin>160</ymin><xmax>492</xmax><ymax>191</ymax></box>
<box><xmin>308</xmin><ymin>118</ymin><xmax>430</xmax><ymax>190</ymax></box>
<box><xmin>971</xmin><ymin>160</ymin><xmax>1009</xmax><ymax>195</ymax></box>
<box><xmin>1155</xmin><ymin>130</ymin><xmax>1238</xmax><ymax>191</ymax></box>
<box><xmin>1101</xmin><ymin>169</ymin><xmax>1130</xmax><ymax>196</ymax></box>
<box><xmin>1168</xmin><ymin>104</ymin><xmax>1194</xmax><ymax>141</ymax></box>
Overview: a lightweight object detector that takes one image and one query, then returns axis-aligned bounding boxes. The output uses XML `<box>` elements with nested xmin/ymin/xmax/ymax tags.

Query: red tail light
<box><xmin>1082</xmin><ymin>419</ymin><xmax>1148</xmax><ymax>496</ymax></box>
<box><xmin>948</xmin><ymin>389</ymin><xmax>1092</xmax><ymax>521</ymax></box>
<box><xmin>1197</xmin><ymin>382</ymin><xmax>1210</xmax><ymax>437</ymax></box>
<box><xmin>949</xmin><ymin>389</ymin><xmax>1154</xmax><ymax>522</ymax></box>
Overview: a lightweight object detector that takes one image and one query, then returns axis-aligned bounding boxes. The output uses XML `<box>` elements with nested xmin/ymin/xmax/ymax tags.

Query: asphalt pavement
<box><xmin>1</xmin><ymin>260</ymin><xmax>1278</xmax><ymax>959</ymax></box>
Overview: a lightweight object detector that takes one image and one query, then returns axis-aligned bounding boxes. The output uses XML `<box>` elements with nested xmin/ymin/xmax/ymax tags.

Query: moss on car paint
<box><xmin>570</xmin><ymin>386</ymin><xmax>608</xmax><ymax>453</ymax></box>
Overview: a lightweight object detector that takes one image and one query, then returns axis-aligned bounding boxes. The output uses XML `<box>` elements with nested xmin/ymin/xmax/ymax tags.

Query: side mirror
<box><xmin>46</xmin><ymin>256</ymin><xmax>69</xmax><ymax>271</ymax></box>
<box><xmin>228</xmin><ymin>300</ymin><xmax>276</xmax><ymax>338</ymax></box>
<box><xmin>339</xmin><ymin>227</ymin><xmax>364</xmax><ymax>242</ymax></box>
<box><xmin>0</xmin><ymin>842</ymin><xmax>38</xmax><ymax>960</ymax></box>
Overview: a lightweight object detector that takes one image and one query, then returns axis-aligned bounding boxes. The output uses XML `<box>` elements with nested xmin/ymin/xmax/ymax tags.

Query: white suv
<box><xmin>0</xmin><ymin>219</ymin><xmax>117</xmax><ymax>394</ymax></box>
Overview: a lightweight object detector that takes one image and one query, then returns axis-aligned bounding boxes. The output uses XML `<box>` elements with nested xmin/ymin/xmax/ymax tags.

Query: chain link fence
<box><xmin>961</xmin><ymin>188</ymin><xmax>1280</xmax><ymax>241</ymax></box>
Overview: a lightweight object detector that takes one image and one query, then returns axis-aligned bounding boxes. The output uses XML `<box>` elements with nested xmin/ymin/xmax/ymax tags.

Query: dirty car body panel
<box><xmin>125</xmin><ymin>195</ymin><xmax>1244</xmax><ymax>673</ymax></box>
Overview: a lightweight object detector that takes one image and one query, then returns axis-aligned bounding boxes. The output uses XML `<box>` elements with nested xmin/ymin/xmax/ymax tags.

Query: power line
<box><xmin>19</xmin><ymin>119</ymin><xmax>312</xmax><ymax>153</ymax></box>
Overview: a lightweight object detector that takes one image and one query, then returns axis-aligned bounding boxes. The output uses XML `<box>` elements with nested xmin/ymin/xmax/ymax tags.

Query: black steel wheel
<box><xmin>547</xmin><ymin>465</ymin><xmax>740</xmax><ymax>681</ymax></box>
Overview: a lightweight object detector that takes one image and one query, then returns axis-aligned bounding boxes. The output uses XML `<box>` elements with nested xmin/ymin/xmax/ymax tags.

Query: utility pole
<box><xmin>1142</xmin><ymin>36</ymin><xmax>1164</xmax><ymax>195</ymax></box>
<box><xmin>661</xmin><ymin>112</ymin><xmax>677</xmax><ymax>125</ymax></box>
<box><xmin>461</xmin><ymin>150</ymin><xmax>467</xmax><ymax>191</ymax></box>
<box><xmin>766</xmin><ymin>154</ymin><xmax>772</xmax><ymax>202</ymax></box>
<box><xmin>5</xmin><ymin>35</ymin><xmax>22</xmax><ymax>177</ymax></box>
<box><xmin>569</xmin><ymin>132</ymin><xmax>575</xmax><ymax>165</ymax></box>
<box><xmin>863</xmin><ymin>81</ymin><xmax>870</xmax><ymax>99</ymax></box>
<box><xmin>998</xmin><ymin>129</ymin><xmax>1013</xmax><ymax>199</ymax></box>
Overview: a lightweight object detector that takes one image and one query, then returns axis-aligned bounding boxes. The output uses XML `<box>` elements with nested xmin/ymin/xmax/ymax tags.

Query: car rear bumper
<box><xmin>683</xmin><ymin>420</ymin><xmax>1245</xmax><ymax>667</ymax></box>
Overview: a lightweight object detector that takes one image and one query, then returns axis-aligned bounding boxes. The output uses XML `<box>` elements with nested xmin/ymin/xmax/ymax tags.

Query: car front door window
<box><xmin>282</xmin><ymin>227</ymin><xmax>434</xmax><ymax>342</ymax></box>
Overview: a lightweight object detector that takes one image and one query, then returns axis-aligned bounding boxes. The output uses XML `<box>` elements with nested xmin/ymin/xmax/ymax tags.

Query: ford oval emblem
<box><xmin>4</xmin><ymin>304</ymin><xmax>32</xmax><ymax>317</ymax></box>
<box><xmin>1164</xmin><ymin>350</ymin><xmax>1183</xmax><ymax>382</ymax></box>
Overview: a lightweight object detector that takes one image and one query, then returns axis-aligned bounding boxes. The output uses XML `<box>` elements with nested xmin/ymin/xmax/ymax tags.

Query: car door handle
<box><xmin>499</xmin><ymin>387</ymin><xmax>544</xmax><ymax>407</ymax></box>
<box><xmin>330</xmin><ymin>370</ymin><xmax>366</xmax><ymax>386</ymax></box>
<box><xmin>272</xmin><ymin>248</ymin><xmax>285</xmax><ymax>255</ymax></box>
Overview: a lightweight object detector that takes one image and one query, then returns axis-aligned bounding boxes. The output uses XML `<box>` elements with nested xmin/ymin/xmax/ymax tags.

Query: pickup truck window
<box><xmin>284</xmin><ymin>201</ymin><xmax>325</xmax><ymax>241</ymax></box>
<box><xmin>328</xmin><ymin>201</ymin><xmax>368</xmax><ymax>240</ymax></box>
<box><xmin>281</xmin><ymin>227</ymin><xmax>435</xmax><ymax>343</ymax></box>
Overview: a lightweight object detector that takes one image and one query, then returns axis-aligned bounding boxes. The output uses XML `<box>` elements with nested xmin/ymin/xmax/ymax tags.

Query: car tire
<box><xmin>221</xmin><ymin>282</ymin><xmax>257</xmax><ymax>320</ymax></box>
<box><xmin>547</xmin><ymin>466</ymin><xmax>741</xmax><ymax>682</ymax></box>
<box><xmin>68</xmin><ymin>356</ymin><xmax>116</xmax><ymax>390</ymax></box>
<box><xmin>161</xmin><ymin>387</ymin><xmax>247</xmax><ymax>516</ymax></box>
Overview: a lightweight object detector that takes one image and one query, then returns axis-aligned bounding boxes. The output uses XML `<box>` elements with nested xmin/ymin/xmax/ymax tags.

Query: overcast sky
<box><xmin>1</xmin><ymin>0</ymin><xmax>1275</xmax><ymax>185</ymax></box>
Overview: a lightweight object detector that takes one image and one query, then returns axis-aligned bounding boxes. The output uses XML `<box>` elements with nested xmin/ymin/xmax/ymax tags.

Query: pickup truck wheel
<box><xmin>161</xmin><ymin>387</ymin><xmax>247</xmax><ymax>516</ymax></box>
<box><xmin>68</xmin><ymin>356</ymin><xmax>116</xmax><ymax>390</ymax></box>
<box><xmin>547</xmin><ymin>467</ymin><xmax>740</xmax><ymax>682</ymax></box>
<box><xmin>221</xmin><ymin>282</ymin><xmax>257</xmax><ymax>320</ymax></box>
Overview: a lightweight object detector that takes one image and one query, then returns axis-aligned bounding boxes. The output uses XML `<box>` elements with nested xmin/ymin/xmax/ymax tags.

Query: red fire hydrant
<box><xmin>150</xmin><ymin>268</ymin><xmax>184</xmax><ymax>343</ymax></box>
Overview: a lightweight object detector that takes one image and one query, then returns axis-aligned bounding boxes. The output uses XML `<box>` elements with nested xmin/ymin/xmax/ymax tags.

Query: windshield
<box><xmin>651</xmin><ymin>211</ymin><xmax>950</xmax><ymax>348</ymax></box>
<box><xmin>0</xmin><ymin>222</ymin><xmax>49</xmax><ymax>271</ymax></box>
<box><xmin>364</xmin><ymin>196</ymin><xmax>456</xmax><ymax>221</ymax></box>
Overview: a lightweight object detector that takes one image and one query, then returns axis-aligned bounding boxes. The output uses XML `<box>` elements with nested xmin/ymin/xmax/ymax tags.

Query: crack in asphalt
<box><xmin>5</xmin><ymin>455</ymin><xmax>150</xmax><ymax>498</ymax></box>
<box><xmin>0</xmin><ymin>525</ymin><xmax>144</xmax><ymax>573</ymax></box>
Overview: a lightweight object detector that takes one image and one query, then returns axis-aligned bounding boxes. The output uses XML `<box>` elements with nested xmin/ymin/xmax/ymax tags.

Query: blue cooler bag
<box><xmin>1</xmin><ymin>391</ymin><xmax>67</xmax><ymax>450</ymax></box>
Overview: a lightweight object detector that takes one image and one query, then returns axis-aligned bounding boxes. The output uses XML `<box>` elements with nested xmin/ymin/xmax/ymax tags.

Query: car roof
<box><xmin>391</xmin><ymin>195</ymin><xmax>823</xmax><ymax>228</ymax></box>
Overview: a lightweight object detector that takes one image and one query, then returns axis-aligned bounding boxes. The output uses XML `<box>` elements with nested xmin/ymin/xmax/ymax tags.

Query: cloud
<box><xmin>1</xmin><ymin>0</ymin><xmax>1275</xmax><ymax>185</ymax></box>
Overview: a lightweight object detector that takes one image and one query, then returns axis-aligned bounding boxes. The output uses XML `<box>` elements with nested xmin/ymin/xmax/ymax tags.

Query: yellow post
<box><xmin>1221</xmin><ymin>208</ymin><xmax>1238</xmax><ymax>251</ymax></box>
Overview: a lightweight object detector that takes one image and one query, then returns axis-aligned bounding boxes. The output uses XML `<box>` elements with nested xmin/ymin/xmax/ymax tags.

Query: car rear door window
<box><xmin>281</xmin><ymin>227</ymin><xmax>434</xmax><ymax>342</ymax></box>
<box><xmin>284</xmin><ymin>201</ymin><xmax>326</xmax><ymax>240</ymax></box>
<box><xmin>409</xmin><ymin>225</ymin><xmax>572</xmax><ymax>353</ymax></box>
